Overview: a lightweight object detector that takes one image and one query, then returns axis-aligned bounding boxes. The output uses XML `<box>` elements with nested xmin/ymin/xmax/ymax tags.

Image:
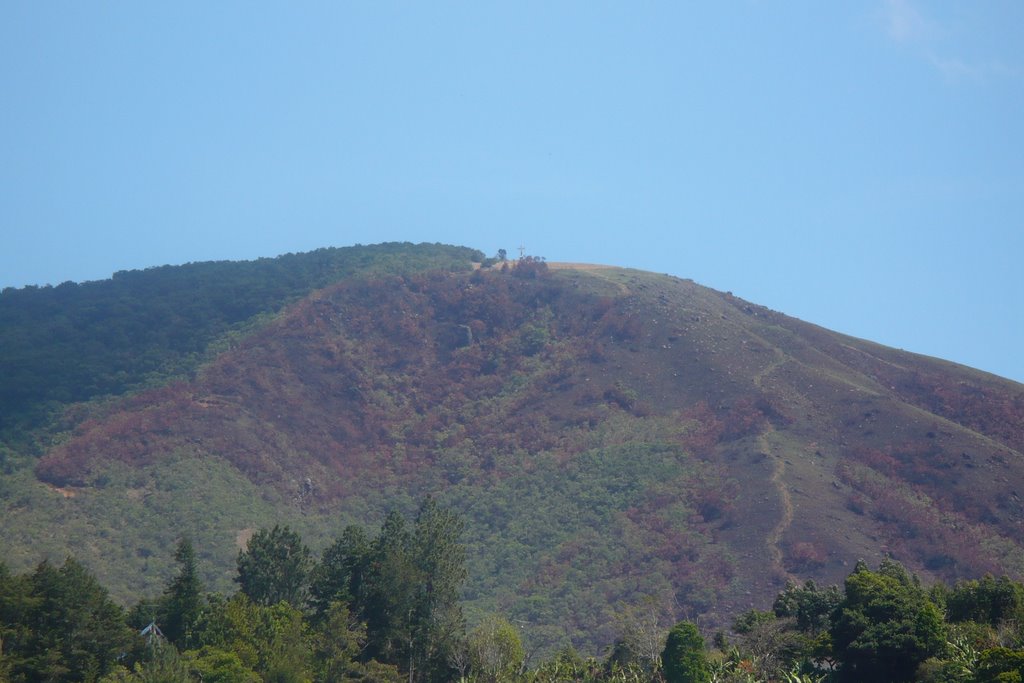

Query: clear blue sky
<box><xmin>3</xmin><ymin>2</ymin><xmax>1022</xmax><ymax>382</ymax></box>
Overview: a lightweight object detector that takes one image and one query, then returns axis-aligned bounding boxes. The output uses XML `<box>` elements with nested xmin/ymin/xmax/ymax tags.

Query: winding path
<box><xmin>748</xmin><ymin>335</ymin><xmax>795</xmax><ymax>579</ymax></box>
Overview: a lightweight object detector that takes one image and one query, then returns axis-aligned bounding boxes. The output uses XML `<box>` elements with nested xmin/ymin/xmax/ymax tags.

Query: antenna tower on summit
<box><xmin>518</xmin><ymin>245</ymin><xmax>525</xmax><ymax>259</ymax></box>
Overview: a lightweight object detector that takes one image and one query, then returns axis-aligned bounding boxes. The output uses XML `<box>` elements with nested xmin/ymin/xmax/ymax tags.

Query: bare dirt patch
<box><xmin>45</xmin><ymin>483</ymin><xmax>78</xmax><ymax>498</ymax></box>
<box><xmin>235</xmin><ymin>527</ymin><xmax>255</xmax><ymax>550</ymax></box>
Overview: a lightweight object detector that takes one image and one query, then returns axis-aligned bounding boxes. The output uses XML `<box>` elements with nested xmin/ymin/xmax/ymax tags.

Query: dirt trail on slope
<box><xmin>760</xmin><ymin>430</ymin><xmax>795</xmax><ymax>580</ymax></box>
<box><xmin>749</xmin><ymin>334</ymin><xmax>795</xmax><ymax>580</ymax></box>
<box><xmin>555</xmin><ymin>261</ymin><xmax>798</xmax><ymax>579</ymax></box>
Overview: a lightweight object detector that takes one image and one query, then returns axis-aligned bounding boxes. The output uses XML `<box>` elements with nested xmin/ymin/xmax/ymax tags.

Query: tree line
<box><xmin>6</xmin><ymin>499</ymin><xmax>1024</xmax><ymax>682</ymax></box>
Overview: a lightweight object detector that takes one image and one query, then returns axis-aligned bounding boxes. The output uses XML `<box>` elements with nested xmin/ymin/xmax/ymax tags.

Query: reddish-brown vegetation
<box><xmin>26</xmin><ymin>261</ymin><xmax>1024</xmax><ymax>641</ymax></box>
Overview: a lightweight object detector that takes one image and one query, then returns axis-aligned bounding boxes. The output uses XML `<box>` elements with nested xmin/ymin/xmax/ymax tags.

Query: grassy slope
<box><xmin>3</xmin><ymin>258</ymin><xmax>1024</xmax><ymax>655</ymax></box>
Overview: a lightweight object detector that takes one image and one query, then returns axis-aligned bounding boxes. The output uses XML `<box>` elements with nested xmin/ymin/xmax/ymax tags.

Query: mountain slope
<box><xmin>0</xmin><ymin>242</ymin><xmax>482</xmax><ymax>440</ymax></box>
<box><xmin>3</xmin><ymin>251</ymin><xmax>1023</xmax><ymax>653</ymax></box>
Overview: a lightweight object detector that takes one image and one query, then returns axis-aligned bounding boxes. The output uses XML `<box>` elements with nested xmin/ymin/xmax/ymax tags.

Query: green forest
<box><xmin>5</xmin><ymin>499</ymin><xmax>1024</xmax><ymax>683</ymax></box>
<box><xmin>0</xmin><ymin>242</ymin><xmax>481</xmax><ymax>443</ymax></box>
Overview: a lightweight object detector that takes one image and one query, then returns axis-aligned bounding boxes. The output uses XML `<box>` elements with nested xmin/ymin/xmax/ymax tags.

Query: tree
<box><xmin>236</xmin><ymin>526</ymin><xmax>311</xmax><ymax>608</ymax></box>
<box><xmin>606</xmin><ymin>596</ymin><xmax>673</xmax><ymax>675</ymax></box>
<box><xmin>360</xmin><ymin>498</ymin><xmax>467</xmax><ymax>683</ymax></box>
<box><xmin>945</xmin><ymin>575</ymin><xmax>1024</xmax><ymax>627</ymax></box>
<box><xmin>408</xmin><ymin>497</ymin><xmax>466</xmax><ymax>682</ymax></box>
<box><xmin>183</xmin><ymin>647</ymin><xmax>261</xmax><ymax>683</ymax></box>
<box><xmin>161</xmin><ymin>538</ymin><xmax>204</xmax><ymax>647</ymax></box>
<box><xmin>466</xmin><ymin>615</ymin><xmax>524</xmax><ymax>683</ymax></box>
<box><xmin>362</xmin><ymin>510</ymin><xmax>418</xmax><ymax>667</ymax></box>
<box><xmin>830</xmin><ymin>559</ymin><xmax>946</xmax><ymax>682</ymax></box>
<box><xmin>661</xmin><ymin>621</ymin><xmax>711</xmax><ymax>683</ymax></box>
<box><xmin>308</xmin><ymin>525</ymin><xmax>371</xmax><ymax>622</ymax></box>
<box><xmin>730</xmin><ymin>610</ymin><xmax>805</xmax><ymax>681</ymax></box>
<box><xmin>309</xmin><ymin>601</ymin><xmax>405</xmax><ymax>683</ymax></box>
<box><xmin>0</xmin><ymin>561</ymin><xmax>30</xmax><ymax>683</ymax></box>
<box><xmin>9</xmin><ymin>558</ymin><xmax>134</xmax><ymax>682</ymax></box>
<box><xmin>192</xmin><ymin>593</ymin><xmax>310</xmax><ymax>682</ymax></box>
<box><xmin>99</xmin><ymin>642</ymin><xmax>194</xmax><ymax>683</ymax></box>
<box><xmin>310</xmin><ymin>601</ymin><xmax>363</xmax><ymax>681</ymax></box>
<box><xmin>773</xmin><ymin>580</ymin><xmax>843</xmax><ymax>634</ymax></box>
<box><xmin>976</xmin><ymin>647</ymin><xmax>1024</xmax><ymax>683</ymax></box>
<box><xmin>529</xmin><ymin>647</ymin><xmax>597</xmax><ymax>683</ymax></box>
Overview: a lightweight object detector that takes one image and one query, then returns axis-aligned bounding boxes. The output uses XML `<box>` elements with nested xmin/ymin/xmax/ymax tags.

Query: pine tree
<box><xmin>308</xmin><ymin>525</ymin><xmax>371</xmax><ymax>622</ymax></box>
<box><xmin>15</xmin><ymin>558</ymin><xmax>134</xmax><ymax>682</ymax></box>
<box><xmin>361</xmin><ymin>498</ymin><xmax>467</xmax><ymax>683</ymax></box>
<box><xmin>409</xmin><ymin>497</ymin><xmax>466</xmax><ymax>683</ymax></box>
<box><xmin>160</xmin><ymin>537</ymin><xmax>204</xmax><ymax>647</ymax></box>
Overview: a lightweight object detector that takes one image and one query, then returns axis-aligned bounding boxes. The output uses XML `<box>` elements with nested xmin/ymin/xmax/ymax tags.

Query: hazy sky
<box><xmin>3</xmin><ymin>2</ymin><xmax>1022</xmax><ymax>382</ymax></box>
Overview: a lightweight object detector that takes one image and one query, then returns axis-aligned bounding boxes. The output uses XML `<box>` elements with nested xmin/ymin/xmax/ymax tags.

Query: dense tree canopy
<box><xmin>830</xmin><ymin>559</ymin><xmax>947</xmax><ymax>682</ymax></box>
<box><xmin>308</xmin><ymin>525</ymin><xmax>370</xmax><ymax>622</ymax></box>
<box><xmin>944</xmin><ymin>575</ymin><xmax>1024</xmax><ymax>626</ymax></box>
<box><xmin>0</xmin><ymin>243</ymin><xmax>482</xmax><ymax>440</ymax></box>
<box><xmin>355</xmin><ymin>497</ymin><xmax>467</xmax><ymax>683</ymax></box>
<box><xmin>661</xmin><ymin>621</ymin><xmax>711</xmax><ymax>683</ymax></box>
<box><xmin>9</xmin><ymin>513</ymin><xmax>1024</xmax><ymax>683</ymax></box>
<box><xmin>236</xmin><ymin>525</ymin><xmax>312</xmax><ymax>609</ymax></box>
<box><xmin>1</xmin><ymin>558</ymin><xmax>134</xmax><ymax>683</ymax></box>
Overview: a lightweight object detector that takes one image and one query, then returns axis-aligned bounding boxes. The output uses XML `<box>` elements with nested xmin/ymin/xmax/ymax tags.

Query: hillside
<box><xmin>0</xmin><ymin>242</ymin><xmax>482</xmax><ymax>440</ymax></box>
<box><xmin>2</xmin><ymin>245</ymin><xmax>1023</xmax><ymax>654</ymax></box>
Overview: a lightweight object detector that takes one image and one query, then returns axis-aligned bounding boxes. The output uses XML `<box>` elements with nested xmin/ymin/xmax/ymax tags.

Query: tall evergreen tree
<box><xmin>361</xmin><ymin>498</ymin><xmax>467</xmax><ymax>683</ymax></box>
<box><xmin>0</xmin><ymin>562</ymin><xmax>30</xmax><ymax>683</ymax></box>
<box><xmin>308</xmin><ymin>525</ymin><xmax>371</xmax><ymax>622</ymax></box>
<box><xmin>160</xmin><ymin>537</ymin><xmax>204</xmax><ymax>647</ymax></box>
<box><xmin>363</xmin><ymin>511</ymin><xmax>417</xmax><ymax>667</ymax></box>
<box><xmin>408</xmin><ymin>497</ymin><xmax>466</xmax><ymax>683</ymax></box>
<box><xmin>10</xmin><ymin>558</ymin><xmax>134</xmax><ymax>682</ymax></box>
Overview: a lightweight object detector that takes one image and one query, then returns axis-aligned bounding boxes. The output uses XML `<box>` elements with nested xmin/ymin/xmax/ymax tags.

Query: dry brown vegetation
<box><xmin>9</xmin><ymin>255</ymin><xmax>1024</xmax><ymax>650</ymax></box>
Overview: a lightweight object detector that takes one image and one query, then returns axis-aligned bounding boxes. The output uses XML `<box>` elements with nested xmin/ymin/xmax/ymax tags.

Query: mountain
<box><xmin>2</xmin><ymin>244</ymin><xmax>1023</xmax><ymax>653</ymax></box>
